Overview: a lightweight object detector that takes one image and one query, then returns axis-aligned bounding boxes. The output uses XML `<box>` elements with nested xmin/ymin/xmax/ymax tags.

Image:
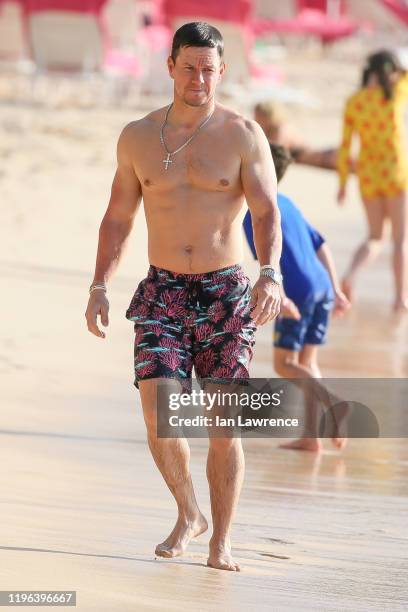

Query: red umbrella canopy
<box><xmin>19</xmin><ymin>0</ymin><xmax>108</xmax><ymax>14</ymax></box>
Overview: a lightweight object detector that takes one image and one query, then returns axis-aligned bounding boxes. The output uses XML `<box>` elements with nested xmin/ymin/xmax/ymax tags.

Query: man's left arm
<box><xmin>240</xmin><ymin>120</ymin><xmax>282</xmax><ymax>325</ymax></box>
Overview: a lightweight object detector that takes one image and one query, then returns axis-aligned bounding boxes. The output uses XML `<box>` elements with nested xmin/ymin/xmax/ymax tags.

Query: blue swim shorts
<box><xmin>274</xmin><ymin>293</ymin><xmax>334</xmax><ymax>352</ymax></box>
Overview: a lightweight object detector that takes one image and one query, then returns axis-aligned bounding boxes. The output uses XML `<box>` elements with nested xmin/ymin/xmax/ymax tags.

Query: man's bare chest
<box><xmin>133</xmin><ymin>135</ymin><xmax>242</xmax><ymax>193</ymax></box>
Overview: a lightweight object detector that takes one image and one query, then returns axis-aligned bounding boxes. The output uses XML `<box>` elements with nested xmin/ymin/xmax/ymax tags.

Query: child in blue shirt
<box><xmin>244</xmin><ymin>144</ymin><xmax>350</xmax><ymax>452</ymax></box>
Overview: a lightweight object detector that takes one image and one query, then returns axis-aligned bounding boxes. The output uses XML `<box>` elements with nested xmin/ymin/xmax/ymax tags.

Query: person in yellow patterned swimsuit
<box><xmin>337</xmin><ymin>50</ymin><xmax>408</xmax><ymax>311</ymax></box>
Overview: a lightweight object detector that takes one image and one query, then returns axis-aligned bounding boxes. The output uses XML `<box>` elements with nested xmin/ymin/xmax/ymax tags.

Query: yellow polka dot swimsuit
<box><xmin>337</xmin><ymin>74</ymin><xmax>408</xmax><ymax>199</ymax></box>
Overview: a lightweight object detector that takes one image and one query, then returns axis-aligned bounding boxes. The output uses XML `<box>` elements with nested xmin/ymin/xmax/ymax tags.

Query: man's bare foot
<box><xmin>155</xmin><ymin>513</ymin><xmax>208</xmax><ymax>558</ymax></box>
<box><xmin>341</xmin><ymin>278</ymin><xmax>353</xmax><ymax>303</ymax></box>
<box><xmin>279</xmin><ymin>438</ymin><xmax>322</xmax><ymax>452</ymax></box>
<box><xmin>207</xmin><ymin>538</ymin><xmax>240</xmax><ymax>571</ymax></box>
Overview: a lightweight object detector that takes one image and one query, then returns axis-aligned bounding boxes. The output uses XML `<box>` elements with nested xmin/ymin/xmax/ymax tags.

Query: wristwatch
<box><xmin>259</xmin><ymin>267</ymin><xmax>283</xmax><ymax>285</ymax></box>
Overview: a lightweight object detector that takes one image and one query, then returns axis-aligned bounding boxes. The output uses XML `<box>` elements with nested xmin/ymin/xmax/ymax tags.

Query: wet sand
<box><xmin>1</xmin><ymin>86</ymin><xmax>408</xmax><ymax>609</ymax></box>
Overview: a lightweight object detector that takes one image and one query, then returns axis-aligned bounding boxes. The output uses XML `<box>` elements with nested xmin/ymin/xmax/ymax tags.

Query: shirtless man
<box><xmin>85</xmin><ymin>22</ymin><xmax>282</xmax><ymax>572</ymax></box>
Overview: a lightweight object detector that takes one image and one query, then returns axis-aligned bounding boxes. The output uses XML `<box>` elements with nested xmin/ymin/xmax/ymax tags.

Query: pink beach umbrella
<box><xmin>161</xmin><ymin>0</ymin><xmax>252</xmax><ymax>26</ymax></box>
<box><xmin>21</xmin><ymin>0</ymin><xmax>108</xmax><ymax>71</ymax></box>
<box><xmin>20</xmin><ymin>0</ymin><xmax>107</xmax><ymax>14</ymax></box>
<box><xmin>21</xmin><ymin>0</ymin><xmax>145</xmax><ymax>78</ymax></box>
<box><xmin>254</xmin><ymin>6</ymin><xmax>359</xmax><ymax>43</ymax></box>
<box><xmin>0</xmin><ymin>0</ymin><xmax>27</xmax><ymax>60</ymax></box>
<box><xmin>381</xmin><ymin>0</ymin><xmax>408</xmax><ymax>26</ymax></box>
<box><xmin>104</xmin><ymin>48</ymin><xmax>142</xmax><ymax>77</ymax></box>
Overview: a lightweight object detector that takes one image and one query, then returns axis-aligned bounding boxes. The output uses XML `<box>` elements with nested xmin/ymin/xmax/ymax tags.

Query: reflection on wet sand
<box><xmin>324</xmin><ymin>301</ymin><xmax>408</xmax><ymax>378</ymax></box>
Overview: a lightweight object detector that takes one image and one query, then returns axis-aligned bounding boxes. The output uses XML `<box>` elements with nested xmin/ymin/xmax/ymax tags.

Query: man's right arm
<box><xmin>86</xmin><ymin>123</ymin><xmax>142</xmax><ymax>338</ymax></box>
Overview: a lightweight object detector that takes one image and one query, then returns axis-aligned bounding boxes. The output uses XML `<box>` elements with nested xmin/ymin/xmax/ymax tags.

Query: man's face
<box><xmin>168</xmin><ymin>46</ymin><xmax>225</xmax><ymax>107</ymax></box>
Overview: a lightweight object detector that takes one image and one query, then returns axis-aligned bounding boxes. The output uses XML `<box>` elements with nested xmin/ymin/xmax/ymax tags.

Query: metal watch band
<box><xmin>259</xmin><ymin>268</ymin><xmax>282</xmax><ymax>285</ymax></box>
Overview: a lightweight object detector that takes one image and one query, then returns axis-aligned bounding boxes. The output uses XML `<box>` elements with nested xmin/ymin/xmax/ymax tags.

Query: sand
<box><xmin>1</xmin><ymin>55</ymin><xmax>408</xmax><ymax>611</ymax></box>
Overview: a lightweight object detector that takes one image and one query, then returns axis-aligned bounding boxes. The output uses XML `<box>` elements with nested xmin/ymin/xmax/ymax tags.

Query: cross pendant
<box><xmin>163</xmin><ymin>153</ymin><xmax>172</xmax><ymax>170</ymax></box>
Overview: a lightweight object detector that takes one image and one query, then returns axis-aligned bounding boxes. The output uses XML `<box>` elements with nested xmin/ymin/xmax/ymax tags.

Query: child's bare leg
<box><xmin>299</xmin><ymin>344</ymin><xmax>322</xmax><ymax>378</ymax></box>
<box><xmin>274</xmin><ymin>348</ymin><xmax>322</xmax><ymax>452</ymax></box>
<box><xmin>299</xmin><ymin>345</ymin><xmax>347</xmax><ymax>449</ymax></box>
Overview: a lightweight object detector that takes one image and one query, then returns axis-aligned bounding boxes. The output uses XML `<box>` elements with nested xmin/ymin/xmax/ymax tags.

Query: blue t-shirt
<box><xmin>243</xmin><ymin>193</ymin><xmax>333</xmax><ymax>309</ymax></box>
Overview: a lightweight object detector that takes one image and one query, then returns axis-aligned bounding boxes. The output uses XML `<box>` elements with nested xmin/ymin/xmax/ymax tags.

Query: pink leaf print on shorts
<box><xmin>195</xmin><ymin>348</ymin><xmax>216</xmax><ymax>376</ymax></box>
<box><xmin>137</xmin><ymin>361</ymin><xmax>157</xmax><ymax>378</ymax></box>
<box><xmin>133</xmin><ymin>302</ymin><xmax>150</xmax><ymax>319</ymax></box>
<box><xmin>221</xmin><ymin>339</ymin><xmax>241</xmax><ymax>367</ymax></box>
<box><xmin>143</xmin><ymin>281</ymin><xmax>157</xmax><ymax>302</ymax></box>
<box><xmin>160</xmin><ymin>289</ymin><xmax>189</xmax><ymax>319</ymax></box>
<box><xmin>153</xmin><ymin>306</ymin><xmax>164</xmax><ymax>319</ymax></box>
<box><xmin>161</xmin><ymin>350</ymin><xmax>182</xmax><ymax>371</ymax></box>
<box><xmin>184</xmin><ymin>354</ymin><xmax>193</xmax><ymax>372</ymax></box>
<box><xmin>166</xmin><ymin>303</ymin><xmax>188</xmax><ymax>319</ymax></box>
<box><xmin>208</xmin><ymin>300</ymin><xmax>226</xmax><ymax>323</ymax></box>
<box><xmin>195</xmin><ymin>322</ymin><xmax>215</xmax><ymax>342</ymax></box>
<box><xmin>211</xmin><ymin>335</ymin><xmax>225</xmax><ymax>345</ymax></box>
<box><xmin>135</xmin><ymin>348</ymin><xmax>157</xmax><ymax>378</ymax></box>
<box><xmin>136</xmin><ymin>349</ymin><xmax>154</xmax><ymax>364</ymax></box>
<box><xmin>230</xmin><ymin>270</ymin><xmax>247</xmax><ymax>284</ymax></box>
<box><xmin>149</xmin><ymin>324</ymin><xmax>163</xmax><ymax>337</ymax></box>
<box><xmin>213</xmin><ymin>285</ymin><xmax>228</xmax><ymax>298</ymax></box>
<box><xmin>223</xmin><ymin>315</ymin><xmax>244</xmax><ymax>334</ymax></box>
<box><xmin>212</xmin><ymin>365</ymin><xmax>233</xmax><ymax>379</ymax></box>
<box><xmin>234</xmin><ymin>364</ymin><xmax>250</xmax><ymax>378</ymax></box>
<box><xmin>161</xmin><ymin>289</ymin><xmax>187</xmax><ymax>307</ymax></box>
<box><xmin>159</xmin><ymin>336</ymin><xmax>182</xmax><ymax>349</ymax></box>
<box><xmin>134</xmin><ymin>325</ymin><xmax>145</xmax><ymax>345</ymax></box>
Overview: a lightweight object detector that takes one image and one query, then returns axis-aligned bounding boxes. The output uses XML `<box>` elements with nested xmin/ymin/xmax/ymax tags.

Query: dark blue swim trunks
<box><xmin>274</xmin><ymin>293</ymin><xmax>334</xmax><ymax>352</ymax></box>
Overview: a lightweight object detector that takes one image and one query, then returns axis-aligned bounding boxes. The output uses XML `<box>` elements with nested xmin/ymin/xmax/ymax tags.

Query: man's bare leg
<box><xmin>139</xmin><ymin>380</ymin><xmax>208</xmax><ymax>558</ymax></box>
<box><xmin>206</xmin><ymin>436</ymin><xmax>244</xmax><ymax>571</ymax></box>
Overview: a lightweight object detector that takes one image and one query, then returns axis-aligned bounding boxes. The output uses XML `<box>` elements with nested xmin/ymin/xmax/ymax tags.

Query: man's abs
<box><xmin>144</xmin><ymin>192</ymin><xmax>246</xmax><ymax>273</ymax></box>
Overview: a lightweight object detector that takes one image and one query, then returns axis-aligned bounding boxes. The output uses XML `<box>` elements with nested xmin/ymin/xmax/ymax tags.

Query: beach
<box><xmin>1</xmin><ymin>56</ymin><xmax>408</xmax><ymax>610</ymax></box>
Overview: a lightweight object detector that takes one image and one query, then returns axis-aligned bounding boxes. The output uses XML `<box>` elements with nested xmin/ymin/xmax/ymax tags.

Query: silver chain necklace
<box><xmin>159</xmin><ymin>103</ymin><xmax>214</xmax><ymax>170</ymax></box>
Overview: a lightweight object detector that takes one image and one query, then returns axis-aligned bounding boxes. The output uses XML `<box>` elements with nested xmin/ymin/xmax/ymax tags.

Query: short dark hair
<box><xmin>269</xmin><ymin>144</ymin><xmax>292</xmax><ymax>182</ymax></box>
<box><xmin>171</xmin><ymin>22</ymin><xmax>224</xmax><ymax>63</ymax></box>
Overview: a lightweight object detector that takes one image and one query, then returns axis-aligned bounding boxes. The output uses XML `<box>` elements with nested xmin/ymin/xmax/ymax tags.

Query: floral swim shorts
<box><xmin>125</xmin><ymin>264</ymin><xmax>257</xmax><ymax>389</ymax></box>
